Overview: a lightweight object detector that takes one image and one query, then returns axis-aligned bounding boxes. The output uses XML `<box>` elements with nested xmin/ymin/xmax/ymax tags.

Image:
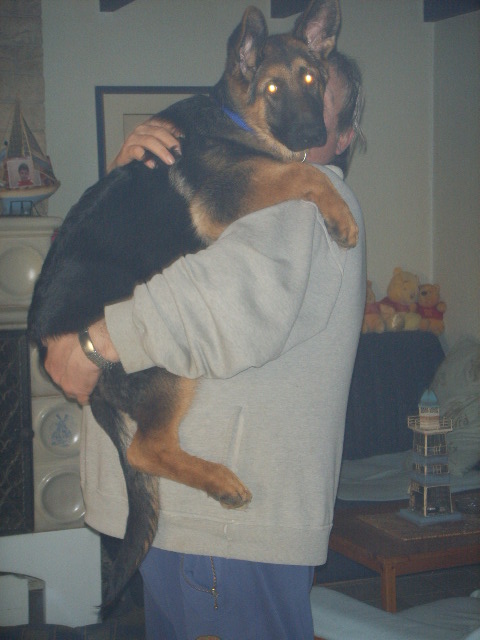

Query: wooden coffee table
<box><xmin>328</xmin><ymin>496</ymin><xmax>480</xmax><ymax>612</ymax></box>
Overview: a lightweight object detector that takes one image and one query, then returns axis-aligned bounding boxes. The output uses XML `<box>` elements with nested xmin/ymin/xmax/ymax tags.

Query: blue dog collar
<box><xmin>222</xmin><ymin>106</ymin><xmax>253</xmax><ymax>132</ymax></box>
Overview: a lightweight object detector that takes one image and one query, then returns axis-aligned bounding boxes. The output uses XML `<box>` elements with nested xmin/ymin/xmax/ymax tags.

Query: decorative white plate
<box><xmin>38</xmin><ymin>404</ymin><xmax>81</xmax><ymax>457</ymax></box>
<box><xmin>39</xmin><ymin>469</ymin><xmax>85</xmax><ymax>523</ymax></box>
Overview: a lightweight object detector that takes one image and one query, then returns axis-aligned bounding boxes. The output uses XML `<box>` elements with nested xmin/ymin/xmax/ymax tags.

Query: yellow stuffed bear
<box><xmin>418</xmin><ymin>283</ymin><xmax>446</xmax><ymax>336</ymax></box>
<box><xmin>379</xmin><ymin>267</ymin><xmax>421</xmax><ymax>331</ymax></box>
<box><xmin>362</xmin><ymin>280</ymin><xmax>385</xmax><ymax>333</ymax></box>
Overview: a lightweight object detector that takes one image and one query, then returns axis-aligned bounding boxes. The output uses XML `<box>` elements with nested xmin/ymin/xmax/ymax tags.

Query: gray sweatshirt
<box><xmin>80</xmin><ymin>165</ymin><xmax>366</xmax><ymax>566</ymax></box>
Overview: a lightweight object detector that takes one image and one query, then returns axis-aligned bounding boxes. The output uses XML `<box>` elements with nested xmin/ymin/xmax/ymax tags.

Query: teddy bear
<box><xmin>379</xmin><ymin>267</ymin><xmax>421</xmax><ymax>331</ymax></box>
<box><xmin>417</xmin><ymin>283</ymin><xmax>446</xmax><ymax>336</ymax></box>
<box><xmin>362</xmin><ymin>280</ymin><xmax>385</xmax><ymax>333</ymax></box>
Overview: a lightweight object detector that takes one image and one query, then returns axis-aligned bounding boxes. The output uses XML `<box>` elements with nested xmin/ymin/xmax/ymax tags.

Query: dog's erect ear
<box><xmin>228</xmin><ymin>6</ymin><xmax>268</xmax><ymax>81</ymax></box>
<box><xmin>292</xmin><ymin>0</ymin><xmax>341</xmax><ymax>59</ymax></box>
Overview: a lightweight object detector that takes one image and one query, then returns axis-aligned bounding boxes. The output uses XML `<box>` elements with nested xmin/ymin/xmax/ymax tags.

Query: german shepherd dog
<box><xmin>28</xmin><ymin>0</ymin><xmax>356</xmax><ymax>604</ymax></box>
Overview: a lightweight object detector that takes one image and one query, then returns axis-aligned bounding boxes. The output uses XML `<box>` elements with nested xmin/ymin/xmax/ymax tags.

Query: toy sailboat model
<box><xmin>0</xmin><ymin>99</ymin><xmax>60</xmax><ymax>215</ymax></box>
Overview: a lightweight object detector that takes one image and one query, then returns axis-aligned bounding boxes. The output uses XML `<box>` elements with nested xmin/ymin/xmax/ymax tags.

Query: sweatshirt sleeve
<box><xmin>105</xmin><ymin>198</ymin><xmax>347</xmax><ymax>379</ymax></box>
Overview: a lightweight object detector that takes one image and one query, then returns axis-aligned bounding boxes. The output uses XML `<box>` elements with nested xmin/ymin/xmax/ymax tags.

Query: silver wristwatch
<box><xmin>78</xmin><ymin>328</ymin><xmax>117</xmax><ymax>370</ymax></box>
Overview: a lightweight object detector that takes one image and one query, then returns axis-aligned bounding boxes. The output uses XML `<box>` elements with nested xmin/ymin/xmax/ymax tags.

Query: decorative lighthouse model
<box><xmin>400</xmin><ymin>389</ymin><xmax>462</xmax><ymax>525</ymax></box>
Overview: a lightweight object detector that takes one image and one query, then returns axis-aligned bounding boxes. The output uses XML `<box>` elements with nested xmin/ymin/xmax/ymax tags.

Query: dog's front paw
<box><xmin>325</xmin><ymin>205</ymin><xmax>358</xmax><ymax>248</ymax></box>
<box><xmin>309</xmin><ymin>173</ymin><xmax>358</xmax><ymax>248</ymax></box>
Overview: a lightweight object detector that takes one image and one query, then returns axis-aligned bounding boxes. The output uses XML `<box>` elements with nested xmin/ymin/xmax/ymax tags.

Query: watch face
<box><xmin>79</xmin><ymin>330</ymin><xmax>97</xmax><ymax>359</ymax></box>
<box><xmin>85</xmin><ymin>337</ymin><xmax>95</xmax><ymax>354</ymax></box>
<box><xmin>79</xmin><ymin>329</ymin><xmax>115</xmax><ymax>370</ymax></box>
<box><xmin>79</xmin><ymin>329</ymin><xmax>93</xmax><ymax>354</ymax></box>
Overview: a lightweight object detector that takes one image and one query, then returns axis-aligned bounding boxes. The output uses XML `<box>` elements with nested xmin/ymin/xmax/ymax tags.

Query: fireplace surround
<box><xmin>0</xmin><ymin>216</ymin><xmax>101</xmax><ymax>626</ymax></box>
<box><xmin>0</xmin><ymin>215</ymin><xmax>85</xmax><ymax>535</ymax></box>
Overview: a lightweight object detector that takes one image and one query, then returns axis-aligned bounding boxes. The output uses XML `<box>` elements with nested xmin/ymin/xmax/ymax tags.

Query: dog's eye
<box><xmin>267</xmin><ymin>83</ymin><xmax>278</xmax><ymax>95</ymax></box>
<box><xmin>303</xmin><ymin>71</ymin><xmax>315</xmax><ymax>86</ymax></box>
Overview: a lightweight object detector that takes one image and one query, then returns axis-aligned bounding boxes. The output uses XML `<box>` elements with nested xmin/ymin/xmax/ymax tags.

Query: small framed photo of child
<box><xmin>7</xmin><ymin>157</ymin><xmax>41</xmax><ymax>189</ymax></box>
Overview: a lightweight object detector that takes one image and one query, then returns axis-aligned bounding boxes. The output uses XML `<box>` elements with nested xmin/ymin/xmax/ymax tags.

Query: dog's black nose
<box><xmin>281</xmin><ymin>122</ymin><xmax>327</xmax><ymax>151</ymax></box>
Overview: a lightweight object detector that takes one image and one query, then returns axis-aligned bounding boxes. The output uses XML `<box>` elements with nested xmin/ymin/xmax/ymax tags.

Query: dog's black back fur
<box><xmin>30</xmin><ymin>158</ymin><xmax>202</xmax><ymax>340</ymax></box>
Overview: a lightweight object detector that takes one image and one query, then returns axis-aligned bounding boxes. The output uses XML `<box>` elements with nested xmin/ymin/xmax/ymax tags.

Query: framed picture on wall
<box><xmin>95</xmin><ymin>86</ymin><xmax>211</xmax><ymax>178</ymax></box>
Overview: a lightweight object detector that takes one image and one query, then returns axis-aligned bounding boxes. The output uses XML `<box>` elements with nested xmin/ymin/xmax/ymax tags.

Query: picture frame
<box><xmin>7</xmin><ymin>157</ymin><xmax>41</xmax><ymax>189</ymax></box>
<box><xmin>95</xmin><ymin>86</ymin><xmax>211</xmax><ymax>178</ymax></box>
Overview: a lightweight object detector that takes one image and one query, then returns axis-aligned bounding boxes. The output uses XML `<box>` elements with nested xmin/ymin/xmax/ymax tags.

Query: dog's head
<box><xmin>218</xmin><ymin>0</ymin><xmax>341</xmax><ymax>159</ymax></box>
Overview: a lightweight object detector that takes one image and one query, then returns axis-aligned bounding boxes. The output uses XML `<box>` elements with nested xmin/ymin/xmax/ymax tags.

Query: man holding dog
<box><xmin>45</xmin><ymin>50</ymin><xmax>365</xmax><ymax>639</ymax></box>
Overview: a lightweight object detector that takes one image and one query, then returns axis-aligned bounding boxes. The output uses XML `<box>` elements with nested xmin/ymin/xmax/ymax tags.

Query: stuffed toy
<box><xmin>362</xmin><ymin>280</ymin><xmax>385</xmax><ymax>333</ymax></box>
<box><xmin>417</xmin><ymin>283</ymin><xmax>446</xmax><ymax>336</ymax></box>
<box><xmin>379</xmin><ymin>267</ymin><xmax>421</xmax><ymax>331</ymax></box>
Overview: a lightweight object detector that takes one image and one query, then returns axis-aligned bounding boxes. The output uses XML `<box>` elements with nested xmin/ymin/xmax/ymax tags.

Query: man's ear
<box><xmin>336</xmin><ymin>127</ymin><xmax>354</xmax><ymax>156</ymax></box>
<box><xmin>292</xmin><ymin>0</ymin><xmax>341</xmax><ymax>59</ymax></box>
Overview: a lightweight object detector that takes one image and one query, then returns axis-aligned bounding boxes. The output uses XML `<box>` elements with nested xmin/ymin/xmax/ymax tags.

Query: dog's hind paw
<box><xmin>206</xmin><ymin>468</ymin><xmax>252</xmax><ymax>509</ymax></box>
<box><xmin>216</xmin><ymin>486</ymin><xmax>253</xmax><ymax>510</ymax></box>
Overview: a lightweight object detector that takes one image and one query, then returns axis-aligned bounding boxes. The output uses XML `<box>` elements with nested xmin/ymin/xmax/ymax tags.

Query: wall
<box><xmin>338</xmin><ymin>1</ymin><xmax>434</xmax><ymax>297</ymax></box>
<box><xmin>432</xmin><ymin>11</ymin><xmax>480</xmax><ymax>348</ymax></box>
<box><xmin>37</xmin><ymin>0</ymin><xmax>480</xmax><ymax>346</ymax></box>
<box><xmin>0</xmin><ymin>0</ymin><xmax>44</xmax><ymax>146</ymax></box>
<box><xmin>0</xmin><ymin>0</ymin><xmax>49</xmax><ymax>214</ymax></box>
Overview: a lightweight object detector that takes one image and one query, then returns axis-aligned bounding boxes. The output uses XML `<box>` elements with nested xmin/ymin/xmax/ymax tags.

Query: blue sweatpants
<box><xmin>140</xmin><ymin>548</ymin><xmax>315</xmax><ymax>640</ymax></box>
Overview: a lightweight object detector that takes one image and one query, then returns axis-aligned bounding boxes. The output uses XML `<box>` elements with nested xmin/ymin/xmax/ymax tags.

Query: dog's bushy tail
<box><xmin>90</xmin><ymin>390</ymin><xmax>160</xmax><ymax>609</ymax></box>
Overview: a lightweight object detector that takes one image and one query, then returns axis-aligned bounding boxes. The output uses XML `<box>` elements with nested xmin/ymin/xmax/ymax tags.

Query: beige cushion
<box><xmin>431</xmin><ymin>337</ymin><xmax>480</xmax><ymax>475</ymax></box>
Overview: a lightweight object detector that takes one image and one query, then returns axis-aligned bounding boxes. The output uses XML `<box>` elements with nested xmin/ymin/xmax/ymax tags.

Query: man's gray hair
<box><xmin>329</xmin><ymin>50</ymin><xmax>366</xmax><ymax>173</ymax></box>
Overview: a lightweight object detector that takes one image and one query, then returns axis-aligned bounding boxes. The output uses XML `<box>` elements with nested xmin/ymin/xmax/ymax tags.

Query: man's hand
<box><xmin>107</xmin><ymin>118</ymin><xmax>183</xmax><ymax>172</ymax></box>
<box><xmin>44</xmin><ymin>333</ymin><xmax>100</xmax><ymax>405</ymax></box>
<box><xmin>44</xmin><ymin>319</ymin><xmax>119</xmax><ymax>405</ymax></box>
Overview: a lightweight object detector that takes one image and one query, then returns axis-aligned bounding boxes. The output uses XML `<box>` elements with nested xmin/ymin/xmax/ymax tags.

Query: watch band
<box><xmin>78</xmin><ymin>327</ymin><xmax>117</xmax><ymax>370</ymax></box>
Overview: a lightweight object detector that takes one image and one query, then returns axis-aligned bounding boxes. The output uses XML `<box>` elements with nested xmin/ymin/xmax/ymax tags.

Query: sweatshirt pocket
<box><xmin>223</xmin><ymin>406</ymin><xmax>245</xmax><ymax>475</ymax></box>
